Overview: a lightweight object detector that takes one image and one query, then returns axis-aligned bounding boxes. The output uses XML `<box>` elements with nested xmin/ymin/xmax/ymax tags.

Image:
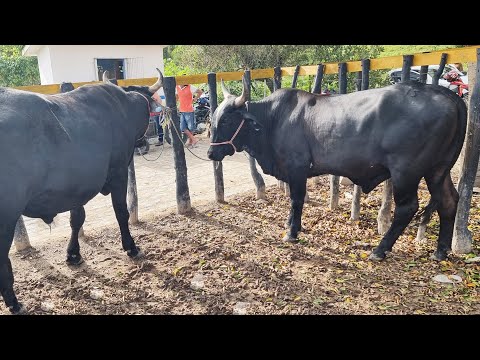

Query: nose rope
<box><xmin>210</xmin><ymin>119</ymin><xmax>245</xmax><ymax>152</ymax></box>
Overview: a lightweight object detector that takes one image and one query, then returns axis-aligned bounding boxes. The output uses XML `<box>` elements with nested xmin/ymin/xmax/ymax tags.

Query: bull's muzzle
<box><xmin>207</xmin><ymin>145</ymin><xmax>232</xmax><ymax>161</ymax></box>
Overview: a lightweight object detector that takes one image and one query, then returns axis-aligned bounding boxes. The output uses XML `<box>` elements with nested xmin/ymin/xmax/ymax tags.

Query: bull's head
<box><xmin>103</xmin><ymin>68</ymin><xmax>164</xmax><ymax>100</ymax></box>
<box><xmin>103</xmin><ymin>69</ymin><xmax>164</xmax><ymax>142</ymax></box>
<box><xmin>207</xmin><ymin>75</ymin><xmax>262</xmax><ymax>161</ymax></box>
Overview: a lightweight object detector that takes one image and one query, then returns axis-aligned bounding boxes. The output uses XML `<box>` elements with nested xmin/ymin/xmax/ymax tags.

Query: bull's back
<box><xmin>0</xmin><ymin>89</ymin><xmax>114</xmax><ymax>216</ymax></box>
<box><xmin>289</xmin><ymin>83</ymin><xmax>463</xmax><ymax>177</ymax></box>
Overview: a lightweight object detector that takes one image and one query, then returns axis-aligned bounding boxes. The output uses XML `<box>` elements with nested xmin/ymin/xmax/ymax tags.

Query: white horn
<box><xmin>221</xmin><ymin>79</ymin><xmax>231</xmax><ymax>98</ymax></box>
<box><xmin>234</xmin><ymin>75</ymin><xmax>249</xmax><ymax>108</ymax></box>
<box><xmin>148</xmin><ymin>68</ymin><xmax>164</xmax><ymax>94</ymax></box>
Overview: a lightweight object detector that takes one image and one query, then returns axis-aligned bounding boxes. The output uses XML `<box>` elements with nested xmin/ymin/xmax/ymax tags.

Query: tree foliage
<box><xmin>0</xmin><ymin>45</ymin><xmax>40</xmax><ymax>87</ymax></box>
<box><xmin>166</xmin><ymin>45</ymin><xmax>387</xmax><ymax>100</ymax></box>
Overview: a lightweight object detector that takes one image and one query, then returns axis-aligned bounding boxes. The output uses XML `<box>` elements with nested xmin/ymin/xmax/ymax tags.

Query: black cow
<box><xmin>0</xmin><ymin>69</ymin><xmax>163</xmax><ymax>314</ymax></box>
<box><xmin>208</xmin><ymin>75</ymin><xmax>467</xmax><ymax>264</ymax></box>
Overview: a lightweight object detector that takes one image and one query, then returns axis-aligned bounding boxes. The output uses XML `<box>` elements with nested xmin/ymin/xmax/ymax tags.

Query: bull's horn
<box><xmin>148</xmin><ymin>68</ymin><xmax>164</xmax><ymax>94</ymax></box>
<box><xmin>103</xmin><ymin>70</ymin><xmax>112</xmax><ymax>83</ymax></box>
<box><xmin>221</xmin><ymin>79</ymin><xmax>231</xmax><ymax>98</ymax></box>
<box><xmin>234</xmin><ymin>75</ymin><xmax>249</xmax><ymax>108</ymax></box>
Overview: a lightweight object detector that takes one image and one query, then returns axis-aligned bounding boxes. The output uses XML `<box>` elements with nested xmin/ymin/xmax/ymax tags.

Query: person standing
<box><xmin>152</xmin><ymin>90</ymin><xmax>165</xmax><ymax>146</ymax></box>
<box><xmin>176</xmin><ymin>80</ymin><xmax>203</xmax><ymax>147</ymax></box>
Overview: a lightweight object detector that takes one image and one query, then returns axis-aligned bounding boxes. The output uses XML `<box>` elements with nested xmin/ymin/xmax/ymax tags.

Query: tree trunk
<box><xmin>452</xmin><ymin>49</ymin><xmax>480</xmax><ymax>254</ymax></box>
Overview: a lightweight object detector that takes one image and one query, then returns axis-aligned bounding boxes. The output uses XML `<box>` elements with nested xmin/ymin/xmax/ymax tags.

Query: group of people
<box><xmin>151</xmin><ymin>77</ymin><xmax>203</xmax><ymax>148</ymax></box>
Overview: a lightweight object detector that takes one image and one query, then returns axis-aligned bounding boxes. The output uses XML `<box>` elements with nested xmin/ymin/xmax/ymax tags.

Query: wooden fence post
<box><xmin>452</xmin><ymin>48</ymin><xmax>480</xmax><ymax>254</ymax></box>
<box><xmin>273</xmin><ymin>66</ymin><xmax>282</xmax><ymax>91</ymax></box>
<box><xmin>377</xmin><ymin>55</ymin><xmax>412</xmax><ymax>234</ymax></box>
<box><xmin>419</xmin><ymin>65</ymin><xmax>429</xmax><ymax>84</ymax></box>
<box><xmin>208</xmin><ymin>72</ymin><xmax>224</xmax><ymax>203</ymax></box>
<box><xmin>350</xmin><ymin>60</ymin><xmax>369</xmax><ymax>220</ymax></box>
<box><xmin>13</xmin><ymin>216</ymin><xmax>31</xmax><ymax>251</ymax></box>
<box><xmin>127</xmin><ymin>159</ymin><xmax>139</xmax><ymax>224</ymax></box>
<box><xmin>432</xmin><ymin>53</ymin><xmax>448</xmax><ymax>85</ymax></box>
<box><xmin>273</xmin><ymin>66</ymin><xmax>287</xmax><ymax>192</ymax></box>
<box><xmin>312</xmin><ymin>64</ymin><xmax>325</xmax><ymax>94</ymax></box>
<box><xmin>244</xmin><ymin>69</ymin><xmax>266</xmax><ymax>200</ymax></box>
<box><xmin>292</xmin><ymin>65</ymin><xmax>301</xmax><ymax>88</ymax></box>
<box><xmin>164</xmin><ymin>76</ymin><xmax>192</xmax><ymax>214</ymax></box>
<box><xmin>415</xmin><ymin>65</ymin><xmax>432</xmax><ymax>241</ymax></box>
<box><xmin>311</xmin><ymin>64</ymin><xmax>325</xmax><ymax>186</ymax></box>
<box><xmin>329</xmin><ymin>62</ymin><xmax>347</xmax><ymax>209</ymax></box>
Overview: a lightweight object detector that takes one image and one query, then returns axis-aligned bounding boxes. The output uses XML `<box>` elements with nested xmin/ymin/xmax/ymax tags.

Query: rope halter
<box><xmin>209</xmin><ymin>119</ymin><xmax>245</xmax><ymax>153</ymax></box>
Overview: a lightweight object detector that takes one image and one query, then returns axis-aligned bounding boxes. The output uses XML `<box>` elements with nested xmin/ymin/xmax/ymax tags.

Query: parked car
<box><xmin>388</xmin><ymin>64</ymin><xmax>468</xmax><ymax>88</ymax></box>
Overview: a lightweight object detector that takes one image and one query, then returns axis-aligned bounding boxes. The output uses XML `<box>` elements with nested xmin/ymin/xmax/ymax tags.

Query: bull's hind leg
<box><xmin>282</xmin><ymin>174</ymin><xmax>307</xmax><ymax>243</ymax></box>
<box><xmin>370</xmin><ymin>177</ymin><xmax>420</xmax><ymax>261</ymax></box>
<box><xmin>430</xmin><ymin>173</ymin><xmax>458</xmax><ymax>261</ymax></box>
<box><xmin>66</xmin><ymin>206</ymin><xmax>85</xmax><ymax>265</ymax></box>
<box><xmin>0</xmin><ymin>220</ymin><xmax>24</xmax><ymax>314</ymax></box>
<box><xmin>110</xmin><ymin>169</ymin><xmax>143</xmax><ymax>259</ymax></box>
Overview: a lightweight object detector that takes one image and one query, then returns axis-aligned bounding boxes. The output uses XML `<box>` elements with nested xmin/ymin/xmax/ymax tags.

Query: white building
<box><xmin>22</xmin><ymin>45</ymin><xmax>167</xmax><ymax>85</ymax></box>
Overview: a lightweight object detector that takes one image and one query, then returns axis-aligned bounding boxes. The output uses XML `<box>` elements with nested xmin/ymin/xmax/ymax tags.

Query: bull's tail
<box><xmin>414</xmin><ymin>198</ymin><xmax>439</xmax><ymax>225</ymax></box>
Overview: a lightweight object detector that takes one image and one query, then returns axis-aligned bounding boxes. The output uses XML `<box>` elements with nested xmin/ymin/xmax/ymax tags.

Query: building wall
<box><xmin>36</xmin><ymin>46</ymin><xmax>54</xmax><ymax>85</ymax></box>
<box><xmin>38</xmin><ymin>45</ymin><xmax>165</xmax><ymax>84</ymax></box>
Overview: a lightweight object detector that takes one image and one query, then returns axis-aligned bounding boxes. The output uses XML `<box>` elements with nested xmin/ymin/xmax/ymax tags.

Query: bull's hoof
<box><xmin>283</xmin><ymin>222</ymin><xmax>304</xmax><ymax>232</ymax></box>
<box><xmin>10</xmin><ymin>303</ymin><xmax>26</xmax><ymax>315</ymax></box>
<box><xmin>369</xmin><ymin>250</ymin><xmax>386</xmax><ymax>262</ymax></box>
<box><xmin>430</xmin><ymin>250</ymin><xmax>448</xmax><ymax>262</ymax></box>
<box><xmin>127</xmin><ymin>247</ymin><xmax>145</xmax><ymax>260</ymax></box>
<box><xmin>66</xmin><ymin>254</ymin><xmax>84</xmax><ymax>266</ymax></box>
<box><xmin>282</xmin><ymin>234</ymin><xmax>299</xmax><ymax>243</ymax></box>
<box><xmin>256</xmin><ymin>190</ymin><xmax>266</xmax><ymax>201</ymax></box>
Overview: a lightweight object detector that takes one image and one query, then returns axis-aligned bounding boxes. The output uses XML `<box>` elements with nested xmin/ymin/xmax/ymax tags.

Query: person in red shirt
<box><xmin>176</xmin><ymin>80</ymin><xmax>203</xmax><ymax>147</ymax></box>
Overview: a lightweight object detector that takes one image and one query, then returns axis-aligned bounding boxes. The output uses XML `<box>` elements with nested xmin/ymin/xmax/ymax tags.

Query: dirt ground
<box><xmin>6</xmin><ymin>175</ymin><xmax>480</xmax><ymax>315</ymax></box>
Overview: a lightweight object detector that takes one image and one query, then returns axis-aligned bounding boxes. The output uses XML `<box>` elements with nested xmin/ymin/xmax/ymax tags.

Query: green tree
<box><xmin>167</xmin><ymin>45</ymin><xmax>386</xmax><ymax>99</ymax></box>
<box><xmin>0</xmin><ymin>45</ymin><xmax>40</xmax><ymax>87</ymax></box>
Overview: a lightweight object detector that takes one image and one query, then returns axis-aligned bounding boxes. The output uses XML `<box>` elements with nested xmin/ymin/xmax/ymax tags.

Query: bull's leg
<box><xmin>66</xmin><ymin>206</ymin><xmax>85</xmax><ymax>265</ymax></box>
<box><xmin>282</xmin><ymin>176</ymin><xmax>307</xmax><ymax>243</ymax></box>
<box><xmin>110</xmin><ymin>171</ymin><xmax>142</xmax><ymax>259</ymax></box>
<box><xmin>370</xmin><ymin>179</ymin><xmax>420</xmax><ymax>261</ymax></box>
<box><xmin>0</xmin><ymin>220</ymin><xmax>24</xmax><ymax>314</ymax></box>
<box><xmin>248</xmin><ymin>156</ymin><xmax>266</xmax><ymax>200</ymax></box>
<box><xmin>431</xmin><ymin>173</ymin><xmax>458</xmax><ymax>261</ymax></box>
<box><xmin>284</xmin><ymin>206</ymin><xmax>293</xmax><ymax>228</ymax></box>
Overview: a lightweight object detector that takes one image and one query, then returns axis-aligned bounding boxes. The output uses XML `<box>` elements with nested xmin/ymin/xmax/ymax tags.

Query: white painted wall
<box><xmin>33</xmin><ymin>45</ymin><xmax>165</xmax><ymax>85</ymax></box>
<box><xmin>36</xmin><ymin>46</ymin><xmax>53</xmax><ymax>85</ymax></box>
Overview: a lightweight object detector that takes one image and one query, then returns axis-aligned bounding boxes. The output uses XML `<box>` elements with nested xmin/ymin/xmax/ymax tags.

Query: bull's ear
<box><xmin>244</xmin><ymin>112</ymin><xmax>262</xmax><ymax>131</ymax></box>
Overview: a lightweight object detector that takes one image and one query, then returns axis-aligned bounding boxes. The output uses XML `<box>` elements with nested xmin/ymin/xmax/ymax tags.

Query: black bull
<box><xmin>208</xmin><ymin>77</ymin><xmax>467</xmax><ymax>263</ymax></box>
<box><xmin>0</xmin><ymin>69</ymin><xmax>163</xmax><ymax>314</ymax></box>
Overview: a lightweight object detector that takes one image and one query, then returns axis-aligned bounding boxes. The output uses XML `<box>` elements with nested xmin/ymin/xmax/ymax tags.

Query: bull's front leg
<box><xmin>66</xmin><ymin>206</ymin><xmax>86</xmax><ymax>265</ymax></box>
<box><xmin>109</xmin><ymin>168</ymin><xmax>143</xmax><ymax>259</ymax></box>
<box><xmin>282</xmin><ymin>176</ymin><xmax>307</xmax><ymax>243</ymax></box>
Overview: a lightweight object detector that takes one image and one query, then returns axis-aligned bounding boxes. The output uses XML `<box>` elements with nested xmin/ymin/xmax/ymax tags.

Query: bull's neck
<box><xmin>243</xmin><ymin>100</ymin><xmax>277</xmax><ymax>177</ymax></box>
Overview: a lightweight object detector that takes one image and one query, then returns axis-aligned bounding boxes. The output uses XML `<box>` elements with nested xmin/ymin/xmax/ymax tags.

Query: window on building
<box><xmin>96</xmin><ymin>59</ymin><xmax>125</xmax><ymax>81</ymax></box>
